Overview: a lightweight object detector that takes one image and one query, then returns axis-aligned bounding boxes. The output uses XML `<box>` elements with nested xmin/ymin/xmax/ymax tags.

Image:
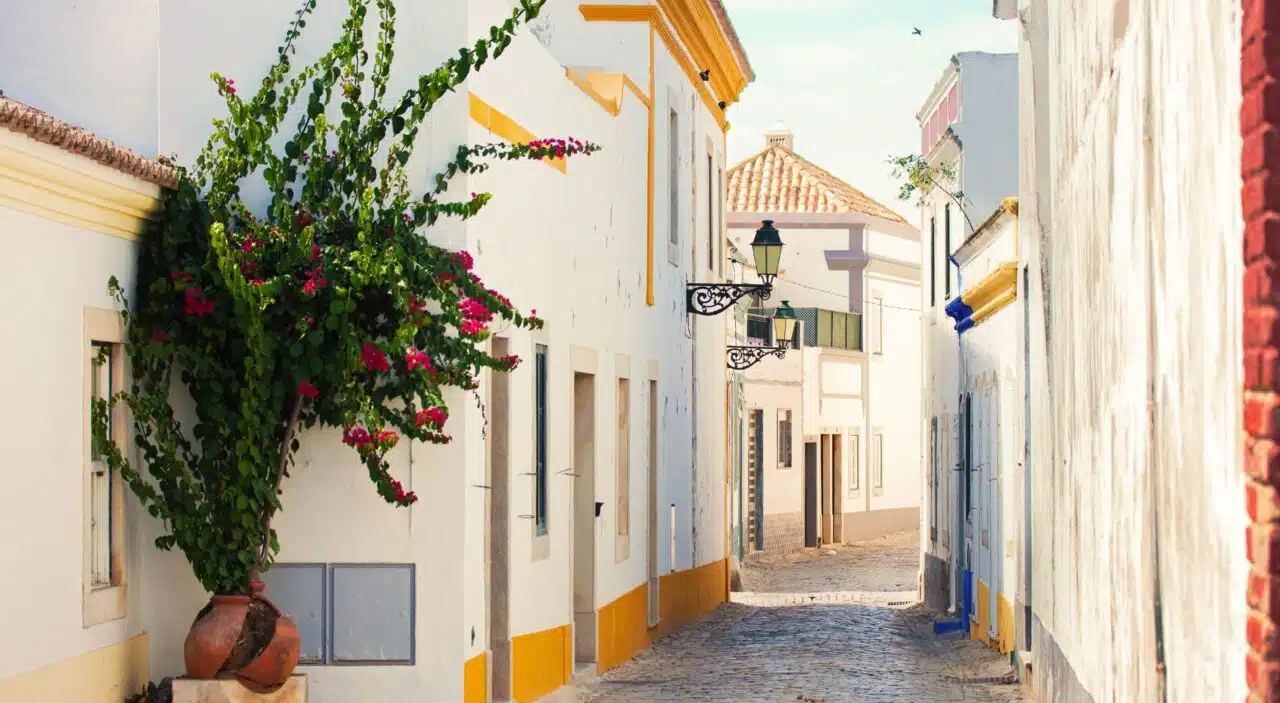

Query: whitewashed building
<box><xmin>928</xmin><ymin>198</ymin><xmax>1023</xmax><ymax>656</ymax></box>
<box><xmin>725</xmin><ymin>126</ymin><xmax>922</xmax><ymax>556</ymax></box>
<box><xmin>917</xmin><ymin>51</ymin><xmax>1018</xmax><ymax>616</ymax></box>
<box><xmin>0</xmin><ymin>1</ymin><xmax>753</xmax><ymax>701</ymax></box>
<box><xmin>996</xmin><ymin>0</ymin><xmax>1247</xmax><ymax>701</ymax></box>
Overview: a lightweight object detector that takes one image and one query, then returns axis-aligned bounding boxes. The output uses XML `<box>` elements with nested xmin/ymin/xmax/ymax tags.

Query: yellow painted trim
<box><xmin>566</xmin><ymin>70</ymin><xmax>651</xmax><ymax>116</ymax></box>
<box><xmin>996</xmin><ymin>594</ymin><xmax>1016</xmax><ymax>654</ymax></box>
<box><xmin>595</xmin><ymin>559</ymin><xmax>729</xmax><ymax>676</ymax></box>
<box><xmin>579</xmin><ymin>5</ymin><xmax>729</xmax><ymax>133</ymax></box>
<box><xmin>463</xmin><ymin>651</ymin><xmax>487</xmax><ymax>703</ymax></box>
<box><xmin>0</xmin><ymin>633</ymin><xmax>148</xmax><ymax>702</ymax></box>
<box><xmin>969</xmin><ymin>286</ymin><xmax>1017</xmax><ymax>326</ymax></box>
<box><xmin>959</xmin><ymin>261</ymin><xmax>1018</xmax><ymax>325</ymax></box>
<box><xmin>468</xmin><ymin>93</ymin><xmax>567</xmax><ymax>174</ymax></box>
<box><xmin>646</xmin><ymin>23</ymin><xmax>656</xmax><ymax>306</ymax></box>
<box><xmin>0</xmin><ymin>129</ymin><xmax>163</xmax><ymax>240</ymax></box>
<box><xmin>511</xmin><ymin>623</ymin><xmax>572</xmax><ymax>702</ymax></box>
<box><xmin>654</xmin><ymin>0</ymin><xmax>749</xmax><ymax>107</ymax></box>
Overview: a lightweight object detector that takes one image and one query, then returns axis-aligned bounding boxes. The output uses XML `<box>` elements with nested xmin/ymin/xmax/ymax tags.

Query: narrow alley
<box><xmin>561</xmin><ymin>531</ymin><xmax>1027</xmax><ymax>703</ymax></box>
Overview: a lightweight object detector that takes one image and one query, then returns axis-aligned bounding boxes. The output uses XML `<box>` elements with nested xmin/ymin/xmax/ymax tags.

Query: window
<box><xmin>872</xmin><ymin>431</ymin><xmax>884</xmax><ymax>490</ymax></box>
<box><xmin>777</xmin><ymin>409</ymin><xmax>793</xmax><ymax>468</ymax></box>
<box><xmin>89</xmin><ymin>342</ymin><xmax>118</xmax><ymax>589</ymax></box>
<box><xmin>669</xmin><ymin>109</ymin><xmax>679</xmax><ymax>247</ymax></box>
<box><xmin>717</xmin><ymin>166</ymin><xmax>725</xmax><ymax>276</ymax></box>
<box><xmin>707</xmin><ymin>151</ymin><xmax>715</xmax><ymax>271</ymax></box>
<box><xmin>930</xmin><ymin>417</ymin><xmax>939</xmax><ymax>541</ymax></box>
<box><xmin>848</xmin><ymin>432</ymin><xmax>861</xmax><ymax>492</ymax></box>
<box><xmin>85</xmin><ymin>307</ymin><xmax>128</xmax><ymax>627</ymax></box>
<box><xmin>534</xmin><ymin>344</ymin><xmax>549</xmax><ymax>536</ymax></box>
<box><xmin>870</xmin><ymin>296</ymin><xmax>884</xmax><ymax>355</ymax></box>
<box><xmin>944</xmin><ymin>204</ymin><xmax>952</xmax><ymax>297</ymax></box>
<box><xmin>929</xmin><ymin>216</ymin><xmax>937</xmax><ymax>306</ymax></box>
<box><xmin>616</xmin><ymin>377</ymin><xmax>631</xmax><ymax>562</ymax></box>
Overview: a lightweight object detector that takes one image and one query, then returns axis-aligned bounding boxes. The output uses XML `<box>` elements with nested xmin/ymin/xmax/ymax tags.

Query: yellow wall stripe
<box><xmin>468</xmin><ymin>93</ymin><xmax>567</xmax><ymax>174</ymax></box>
<box><xmin>511</xmin><ymin>623</ymin><xmax>573</xmax><ymax>702</ymax></box>
<box><xmin>0</xmin><ymin>634</ymin><xmax>148</xmax><ymax>702</ymax></box>
<box><xmin>463</xmin><ymin>651</ymin><xmax>487</xmax><ymax>703</ymax></box>
<box><xmin>566</xmin><ymin>70</ymin><xmax>651</xmax><ymax>116</ymax></box>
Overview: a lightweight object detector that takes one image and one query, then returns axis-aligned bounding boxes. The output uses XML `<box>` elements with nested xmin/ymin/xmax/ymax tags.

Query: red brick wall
<box><xmin>1245</xmin><ymin>1</ymin><xmax>1280</xmax><ymax>700</ymax></box>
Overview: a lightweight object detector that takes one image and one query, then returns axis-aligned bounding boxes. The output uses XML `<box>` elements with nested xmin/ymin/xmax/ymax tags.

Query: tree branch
<box><xmin>257</xmin><ymin>394</ymin><xmax>304</xmax><ymax>569</ymax></box>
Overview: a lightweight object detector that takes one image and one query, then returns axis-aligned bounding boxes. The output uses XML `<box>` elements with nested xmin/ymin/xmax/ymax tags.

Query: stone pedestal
<box><xmin>172</xmin><ymin>675</ymin><xmax>307</xmax><ymax>703</ymax></box>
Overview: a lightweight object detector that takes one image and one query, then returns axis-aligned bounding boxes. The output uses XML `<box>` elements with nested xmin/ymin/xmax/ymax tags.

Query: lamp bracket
<box><xmin>686</xmin><ymin>283</ymin><xmax>772</xmax><ymax>316</ymax></box>
<box><xmin>726</xmin><ymin>345</ymin><xmax>788</xmax><ymax>371</ymax></box>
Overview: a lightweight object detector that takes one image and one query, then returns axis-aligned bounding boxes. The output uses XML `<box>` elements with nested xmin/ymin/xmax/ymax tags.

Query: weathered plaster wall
<box><xmin>1020</xmin><ymin>0</ymin><xmax>1246</xmax><ymax>700</ymax></box>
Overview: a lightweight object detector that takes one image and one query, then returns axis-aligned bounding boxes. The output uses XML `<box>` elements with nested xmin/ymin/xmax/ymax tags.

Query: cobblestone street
<box><xmin>558</xmin><ymin>530</ymin><xmax>1029</xmax><ymax>702</ymax></box>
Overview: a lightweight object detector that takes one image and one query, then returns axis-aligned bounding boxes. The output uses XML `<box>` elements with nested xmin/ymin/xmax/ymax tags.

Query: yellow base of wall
<box><xmin>507</xmin><ymin>559</ymin><xmax>729</xmax><ymax>702</ymax></box>
<box><xmin>463</xmin><ymin>652</ymin><xmax>486</xmax><ymax>703</ymax></box>
<box><xmin>598</xmin><ymin>559</ymin><xmax>728</xmax><ymax>674</ymax></box>
<box><xmin>511</xmin><ymin>623</ymin><xmax>573</xmax><ymax>703</ymax></box>
<box><xmin>969</xmin><ymin>580</ymin><xmax>1015</xmax><ymax>654</ymax></box>
<box><xmin>0</xmin><ymin>633</ymin><xmax>148</xmax><ymax>703</ymax></box>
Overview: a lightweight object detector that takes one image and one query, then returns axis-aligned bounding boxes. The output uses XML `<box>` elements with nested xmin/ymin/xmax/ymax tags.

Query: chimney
<box><xmin>765</xmin><ymin>121</ymin><xmax>794</xmax><ymax>150</ymax></box>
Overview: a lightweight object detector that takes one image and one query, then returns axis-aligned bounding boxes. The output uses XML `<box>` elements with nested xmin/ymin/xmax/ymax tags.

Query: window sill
<box><xmin>83</xmin><ymin>583</ymin><xmax>127</xmax><ymax>628</ymax></box>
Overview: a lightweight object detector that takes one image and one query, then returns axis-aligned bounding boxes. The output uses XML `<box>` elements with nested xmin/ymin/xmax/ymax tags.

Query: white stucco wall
<box><xmin>743</xmin><ymin>352</ymin><xmax>804</xmax><ymax>518</ymax></box>
<box><xmin>0</xmin><ymin>0</ymin><xmax>735</xmax><ymax>699</ymax></box>
<box><xmin>866</xmin><ymin>275</ymin><xmax>923</xmax><ymax>513</ymax></box>
<box><xmin>1018</xmin><ymin>0</ymin><xmax>1246</xmax><ymax>700</ymax></box>
<box><xmin>0</xmin><ymin>202</ymin><xmax>147</xmax><ymax>686</ymax></box>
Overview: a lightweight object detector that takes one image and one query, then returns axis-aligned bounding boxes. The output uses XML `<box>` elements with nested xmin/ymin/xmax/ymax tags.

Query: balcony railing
<box><xmin>747</xmin><ymin>306</ymin><xmax>862</xmax><ymax>352</ymax></box>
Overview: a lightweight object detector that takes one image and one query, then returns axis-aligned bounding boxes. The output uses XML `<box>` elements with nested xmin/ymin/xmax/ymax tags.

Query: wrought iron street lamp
<box><xmin>687</xmin><ymin>220</ymin><xmax>784</xmax><ymax>316</ymax></box>
<box><xmin>726</xmin><ymin>301</ymin><xmax>798</xmax><ymax>370</ymax></box>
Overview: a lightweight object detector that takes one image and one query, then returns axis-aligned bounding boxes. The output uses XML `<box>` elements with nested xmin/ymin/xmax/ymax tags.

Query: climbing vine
<box><xmin>91</xmin><ymin>0</ymin><xmax>598</xmax><ymax>595</ymax></box>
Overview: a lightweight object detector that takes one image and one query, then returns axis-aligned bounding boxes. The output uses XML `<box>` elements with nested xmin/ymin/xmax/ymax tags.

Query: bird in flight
<box><xmin>912</xmin><ymin>27</ymin><xmax>922</xmax><ymax>35</ymax></box>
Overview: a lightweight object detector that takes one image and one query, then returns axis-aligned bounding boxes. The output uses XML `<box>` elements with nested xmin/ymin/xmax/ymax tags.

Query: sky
<box><xmin>721</xmin><ymin>0</ymin><xmax>1017</xmax><ymax>222</ymax></box>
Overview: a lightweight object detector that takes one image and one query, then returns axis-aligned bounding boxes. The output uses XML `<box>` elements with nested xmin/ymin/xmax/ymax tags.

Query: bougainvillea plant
<box><xmin>91</xmin><ymin>0</ymin><xmax>598</xmax><ymax>595</ymax></box>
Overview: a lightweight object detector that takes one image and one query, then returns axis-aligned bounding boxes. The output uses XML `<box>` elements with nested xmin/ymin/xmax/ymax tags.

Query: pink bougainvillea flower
<box><xmin>311</xmin><ymin>244</ymin><xmax>322</xmax><ymax>263</ymax></box>
<box><xmin>415</xmin><ymin>406</ymin><xmax>448</xmax><ymax>428</ymax></box>
<box><xmin>152</xmin><ymin>330</ymin><xmax>171</xmax><ymax>343</ymax></box>
<box><xmin>460</xmin><ymin>318</ymin><xmax>487</xmax><ymax>337</ymax></box>
<box><xmin>248</xmin><ymin>278</ymin><xmax>266</xmax><ymax>287</ymax></box>
<box><xmin>360</xmin><ymin>342</ymin><xmax>390</xmax><ymax>372</ymax></box>
<box><xmin>405</xmin><ymin>347</ymin><xmax>433</xmax><ymax>372</ymax></box>
<box><xmin>241</xmin><ymin>236</ymin><xmax>262</xmax><ymax>254</ymax></box>
<box><xmin>297</xmin><ymin>212</ymin><xmax>314</xmax><ymax>227</ymax></box>
<box><xmin>342</xmin><ymin>426</ymin><xmax>373</xmax><ymax>449</ymax></box>
<box><xmin>408</xmin><ymin>295</ymin><xmax>427</xmax><ymax>315</ymax></box>
<box><xmin>375</xmin><ymin>430</ymin><xmax>399</xmax><ymax>448</ymax></box>
<box><xmin>302</xmin><ymin>279</ymin><xmax>318</xmax><ymax>295</ymax></box>
<box><xmin>459</xmin><ymin>297</ymin><xmax>492</xmax><ymax>323</ymax></box>
<box><xmin>297</xmin><ymin>380</ymin><xmax>319</xmax><ymax>399</ymax></box>
<box><xmin>498</xmin><ymin>354</ymin><xmax>521</xmax><ymax>370</ymax></box>
<box><xmin>170</xmin><ymin>270</ymin><xmax>193</xmax><ymax>282</ymax></box>
<box><xmin>439</xmin><ymin>273</ymin><xmax>456</xmax><ymax>284</ymax></box>
<box><xmin>453</xmin><ymin>250</ymin><xmax>474</xmax><ymax>271</ymax></box>
<box><xmin>184</xmin><ymin>288</ymin><xmax>214</xmax><ymax>317</ymax></box>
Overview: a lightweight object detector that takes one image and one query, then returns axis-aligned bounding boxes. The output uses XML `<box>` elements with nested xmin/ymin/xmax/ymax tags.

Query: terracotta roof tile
<box><xmin>726</xmin><ymin>145</ymin><xmax>907</xmax><ymax>224</ymax></box>
<box><xmin>0</xmin><ymin>94</ymin><xmax>178</xmax><ymax>189</ymax></box>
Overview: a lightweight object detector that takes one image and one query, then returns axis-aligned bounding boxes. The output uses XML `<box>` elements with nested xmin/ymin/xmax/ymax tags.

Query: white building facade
<box><xmin>0</xmin><ymin>1</ymin><xmax>753</xmax><ymax>702</ymax></box>
<box><xmin>917</xmin><ymin>51</ymin><xmax>1018</xmax><ymax>616</ymax></box>
<box><xmin>726</xmin><ymin>126</ymin><xmax>922</xmax><ymax>556</ymax></box>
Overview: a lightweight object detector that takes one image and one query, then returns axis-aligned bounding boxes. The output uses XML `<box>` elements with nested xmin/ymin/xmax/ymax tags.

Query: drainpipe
<box><xmin>934</xmin><ymin>252</ymin><xmax>970</xmax><ymax>635</ymax></box>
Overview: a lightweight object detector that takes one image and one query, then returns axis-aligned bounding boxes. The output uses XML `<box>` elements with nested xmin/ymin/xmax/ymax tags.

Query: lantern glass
<box><xmin>772</xmin><ymin>301</ymin><xmax>797</xmax><ymax>348</ymax></box>
<box><xmin>750</xmin><ymin>220</ymin><xmax>784</xmax><ymax>282</ymax></box>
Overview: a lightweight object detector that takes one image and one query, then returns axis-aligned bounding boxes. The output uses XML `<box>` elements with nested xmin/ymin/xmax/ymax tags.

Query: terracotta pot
<box><xmin>183</xmin><ymin>580</ymin><xmax>301</xmax><ymax>688</ymax></box>
<box><xmin>237</xmin><ymin>592</ymin><xmax>301</xmax><ymax>690</ymax></box>
<box><xmin>184</xmin><ymin>595</ymin><xmax>251</xmax><ymax>679</ymax></box>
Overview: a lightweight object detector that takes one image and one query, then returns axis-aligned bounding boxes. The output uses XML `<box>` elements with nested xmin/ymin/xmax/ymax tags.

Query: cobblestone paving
<box><xmin>557</xmin><ymin>529</ymin><xmax>1029</xmax><ymax>703</ymax></box>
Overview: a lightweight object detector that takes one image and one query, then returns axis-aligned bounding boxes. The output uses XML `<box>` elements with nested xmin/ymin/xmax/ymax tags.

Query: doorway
<box><xmin>831</xmin><ymin>434</ymin><xmax>844</xmax><ymax>543</ymax></box>
<box><xmin>820</xmin><ymin>435</ymin><xmax>832</xmax><ymax>545</ymax></box>
<box><xmin>572</xmin><ymin>372</ymin><xmax>597</xmax><ymax>665</ymax></box>
<box><xmin>804</xmin><ymin>441</ymin><xmax>819</xmax><ymax>548</ymax></box>
<box><xmin>646</xmin><ymin>379</ymin><xmax>660</xmax><ymax>626</ymax></box>
<box><xmin>488</xmin><ymin>338</ymin><xmax>511</xmax><ymax>699</ymax></box>
<box><xmin>748</xmin><ymin>409</ymin><xmax>764</xmax><ymax>551</ymax></box>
